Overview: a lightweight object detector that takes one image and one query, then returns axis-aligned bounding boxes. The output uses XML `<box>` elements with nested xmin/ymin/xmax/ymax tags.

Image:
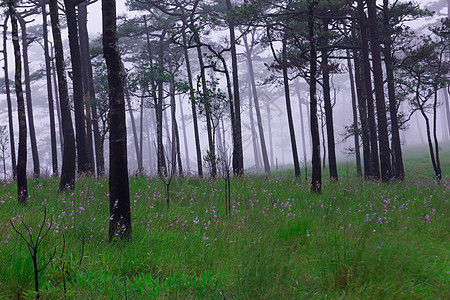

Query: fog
<box><xmin>0</xmin><ymin>0</ymin><xmax>448</xmax><ymax>179</ymax></box>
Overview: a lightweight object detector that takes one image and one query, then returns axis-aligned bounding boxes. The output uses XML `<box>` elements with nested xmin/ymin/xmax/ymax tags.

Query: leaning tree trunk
<box><xmin>17</xmin><ymin>14</ymin><xmax>40</xmax><ymax>178</ymax></box>
<box><xmin>244</xmin><ymin>33</ymin><xmax>271</xmax><ymax>174</ymax></box>
<box><xmin>248</xmin><ymin>79</ymin><xmax>261</xmax><ymax>170</ymax></box>
<box><xmin>2</xmin><ymin>16</ymin><xmax>17</xmax><ymax>179</ymax></box>
<box><xmin>308</xmin><ymin>0</ymin><xmax>321</xmax><ymax>193</ymax></box>
<box><xmin>357</xmin><ymin>0</ymin><xmax>380</xmax><ymax>180</ymax></box>
<box><xmin>321</xmin><ymin>19</ymin><xmax>338</xmax><ymax>181</ymax></box>
<box><xmin>64</xmin><ymin>0</ymin><xmax>89</xmax><ymax>174</ymax></box>
<box><xmin>8</xmin><ymin>0</ymin><xmax>28</xmax><ymax>203</ymax></box>
<box><xmin>226</xmin><ymin>0</ymin><xmax>244</xmax><ymax>176</ymax></box>
<box><xmin>103</xmin><ymin>0</ymin><xmax>132</xmax><ymax>241</ymax></box>
<box><xmin>42</xmin><ymin>0</ymin><xmax>58</xmax><ymax>176</ymax></box>
<box><xmin>367</xmin><ymin>0</ymin><xmax>392</xmax><ymax>182</ymax></box>
<box><xmin>49</xmin><ymin>0</ymin><xmax>76</xmax><ymax>190</ymax></box>
<box><xmin>282</xmin><ymin>37</ymin><xmax>301</xmax><ymax>178</ymax></box>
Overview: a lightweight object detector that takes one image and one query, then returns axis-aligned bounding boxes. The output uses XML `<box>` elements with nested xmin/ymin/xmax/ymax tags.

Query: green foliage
<box><xmin>0</xmin><ymin>147</ymin><xmax>449</xmax><ymax>298</ymax></box>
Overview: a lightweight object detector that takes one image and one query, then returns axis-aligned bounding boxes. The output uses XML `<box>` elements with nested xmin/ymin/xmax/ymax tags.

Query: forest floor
<box><xmin>0</xmin><ymin>144</ymin><xmax>449</xmax><ymax>299</ymax></box>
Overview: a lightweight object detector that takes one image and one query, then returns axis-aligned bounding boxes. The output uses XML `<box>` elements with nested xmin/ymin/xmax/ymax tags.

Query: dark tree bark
<box><xmin>17</xmin><ymin>14</ymin><xmax>40</xmax><ymax>178</ymax></box>
<box><xmin>226</xmin><ymin>0</ymin><xmax>244</xmax><ymax>176</ymax></box>
<box><xmin>243</xmin><ymin>32</ymin><xmax>271</xmax><ymax>174</ymax></box>
<box><xmin>346</xmin><ymin>49</ymin><xmax>362</xmax><ymax>177</ymax></box>
<box><xmin>102</xmin><ymin>0</ymin><xmax>132</xmax><ymax>241</ymax></box>
<box><xmin>308</xmin><ymin>0</ymin><xmax>321</xmax><ymax>193</ymax></box>
<box><xmin>321</xmin><ymin>19</ymin><xmax>338</xmax><ymax>181</ymax></box>
<box><xmin>357</xmin><ymin>0</ymin><xmax>380</xmax><ymax>180</ymax></box>
<box><xmin>8</xmin><ymin>0</ymin><xmax>28</xmax><ymax>203</ymax></box>
<box><xmin>382</xmin><ymin>0</ymin><xmax>404</xmax><ymax>180</ymax></box>
<box><xmin>367</xmin><ymin>0</ymin><xmax>392</xmax><ymax>182</ymax></box>
<box><xmin>49</xmin><ymin>0</ymin><xmax>76</xmax><ymax>190</ymax></box>
<box><xmin>2</xmin><ymin>16</ymin><xmax>17</xmax><ymax>179</ymax></box>
<box><xmin>41</xmin><ymin>0</ymin><xmax>58</xmax><ymax>176</ymax></box>
<box><xmin>64</xmin><ymin>0</ymin><xmax>89</xmax><ymax>174</ymax></box>
<box><xmin>354</xmin><ymin>50</ymin><xmax>372</xmax><ymax>179</ymax></box>
<box><xmin>79</xmin><ymin>3</ymin><xmax>104</xmax><ymax>176</ymax></box>
<box><xmin>282</xmin><ymin>37</ymin><xmax>301</xmax><ymax>177</ymax></box>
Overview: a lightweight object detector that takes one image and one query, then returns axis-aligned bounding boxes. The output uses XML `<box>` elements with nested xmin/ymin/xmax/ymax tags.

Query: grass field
<box><xmin>0</xmin><ymin>145</ymin><xmax>449</xmax><ymax>298</ymax></box>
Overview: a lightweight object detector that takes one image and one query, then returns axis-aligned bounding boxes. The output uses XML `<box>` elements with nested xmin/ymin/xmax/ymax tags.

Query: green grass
<box><xmin>0</xmin><ymin>146</ymin><xmax>449</xmax><ymax>299</ymax></box>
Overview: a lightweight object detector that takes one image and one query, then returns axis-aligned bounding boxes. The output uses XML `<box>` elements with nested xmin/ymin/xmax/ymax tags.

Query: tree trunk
<box><xmin>308</xmin><ymin>0</ymin><xmax>321</xmax><ymax>192</ymax></box>
<box><xmin>180</xmin><ymin>10</ymin><xmax>202</xmax><ymax>177</ymax></box>
<box><xmin>295</xmin><ymin>86</ymin><xmax>308</xmax><ymax>179</ymax></box>
<box><xmin>50</xmin><ymin>44</ymin><xmax>64</xmax><ymax>154</ymax></box>
<box><xmin>226</xmin><ymin>0</ymin><xmax>244</xmax><ymax>176</ymax></box>
<box><xmin>8</xmin><ymin>0</ymin><xmax>28</xmax><ymax>203</ymax></box>
<box><xmin>126</xmin><ymin>89</ymin><xmax>141</xmax><ymax>173</ymax></box>
<box><xmin>383</xmin><ymin>0</ymin><xmax>404</xmax><ymax>180</ymax></box>
<box><xmin>102</xmin><ymin>0</ymin><xmax>132</xmax><ymax>241</ymax></box>
<box><xmin>196</xmin><ymin>45</ymin><xmax>216</xmax><ymax>178</ymax></box>
<box><xmin>170</xmin><ymin>78</ymin><xmax>183</xmax><ymax>175</ymax></box>
<box><xmin>79</xmin><ymin>3</ymin><xmax>104</xmax><ymax>176</ymax></box>
<box><xmin>357</xmin><ymin>0</ymin><xmax>380</xmax><ymax>180</ymax></box>
<box><xmin>432</xmin><ymin>89</ymin><xmax>442</xmax><ymax>181</ymax></box>
<box><xmin>49</xmin><ymin>0</ymin><xmax>76</xmax><ymax>190</ymax></box>
<box><xmin>64</xmin><ymin>0</ymin><xmax>89</xmax><ymax>174</ymax></box>
<box><xmin>266</xmin><ymin>99</ymin><xmax>274</xmax><ymax>168</ymax></box>
<box><xmin>41</xmin><ymin>0</ymin><xmax>58</xmax><ymax>176</ymax></box>
<box><xmin>443</xmin><ymin>89</ymin><xmax>450</xmax><ymax>138</ymax></box>
<box><xmin>321</xmin><ymin>19</ymin><xmax>338</xmax><ymax>180</ymax></box>
<box><xmin>346</xmin><ymin>49</ymin><xmax>362</xmax><ymax>177</ymax></box>
<box><xmin>354</xmin><ymin>50</ymin><xmax>372</xmax><ymax>179</ymax></box>
<box><xmin>2</xmin><ymin>16</ymin><xmax>17</xmax><ymax>179</ymax></box>
<box><xmin>248</xmin><ymin>78</ymin><xmax>260</xmax><ymax>170</ymax></box>
<box><xmin>282</xmin><ymin>37</ymin><xmax>301</xmax><ymax>177</ymax></box>
<box><xmin>244</xmin><ymin>33</ymin><xmax>271</xmax><ymax>174</ymax></box>
<box><xmin>367</xmin><ymin>0</ymin><xmax>392</xmax><ymax>182</ymax></box>
<box><xmin>78</xmin><ymin>3</ymin><xmax>96</xmax><ymax>174</ymax></box>
<box><xmin>17</xmin><ymin>14</ymin><xmax>40</xmax><ymax>178</ymax></box>
<box><xmin>178</xmin><ymin>96</ymin><xmax>190</xmax><ymax>172</ymax></box>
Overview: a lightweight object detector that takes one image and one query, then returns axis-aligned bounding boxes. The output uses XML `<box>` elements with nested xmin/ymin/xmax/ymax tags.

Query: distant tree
<box><xmin>40</xmin><ymin>0</ymin><xmax>58</xmax><ymax>176</ymax></box>
<box><xmin>0</xmin><ymin>125</ymin><xmax>9</xmax><ymax>179</ymax></box>
<box><xmin>8</xmin><ymin>0</ymin><xmax>28</xmax><ymax>203</ymax></box>
<box><xmin>103</xmin><ymin>0</ymin><xmax>132</xmax><ymax>240</ymax></box>
<box><xmin>399</xmin><ymin>30</ymin><xmax>449</xmax><ymax>181</ymax></box>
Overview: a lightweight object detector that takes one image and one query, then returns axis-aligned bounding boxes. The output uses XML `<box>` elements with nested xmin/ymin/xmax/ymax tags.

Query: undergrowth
<box><xmin>0</xmin><ymin>147</ymin><xmax>448</xmax><ymax>298</ymax></box>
